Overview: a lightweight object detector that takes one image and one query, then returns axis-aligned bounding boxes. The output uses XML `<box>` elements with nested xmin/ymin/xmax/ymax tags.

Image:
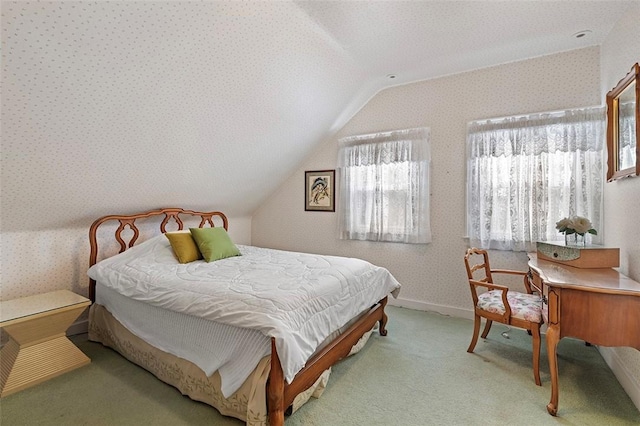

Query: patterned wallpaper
<box><xmin>1</xmin><ymin>1</ymin><xmax>629</xmax><ymax>234</ymax></box>
<box><xmin>1</xmin><ymin>228</ymin><xmax>90</xmax><ymax>301</ymax></box>
<box><xmin>252</xmin><ymin>46</ymin><xmax>602</xmax><ymax>315</ymax></box>
<box><xmin>0</xmin><ymin>217</ymin><xmax>252</xmax><ymax>302</ymax></box>
<box><xmin>0</xmin><ymin>1</ymin><xmax>366</xmax><ymax>232</ymax></box>
<box><xmin>600</xmin><ymin>3</ymin><xmax>640</xmax><ymax>410</ymax></box>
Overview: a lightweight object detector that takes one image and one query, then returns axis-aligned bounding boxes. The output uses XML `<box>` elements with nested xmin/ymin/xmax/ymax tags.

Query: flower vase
<box><xmin>565</xmin><ymin>233</ymin><xmax>586</xmax><ymax>246</ymax></box>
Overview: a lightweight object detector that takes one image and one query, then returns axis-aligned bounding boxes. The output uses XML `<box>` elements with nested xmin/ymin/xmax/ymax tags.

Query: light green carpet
<box><xmin>1</xmin><ymin>306</ymin><xmax>638</xmax><ymax>425</ymax></box>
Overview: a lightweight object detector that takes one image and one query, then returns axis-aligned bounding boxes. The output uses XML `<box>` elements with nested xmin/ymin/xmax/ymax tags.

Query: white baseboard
<box><xmin>598</xmin><ymin>346</ymin><xmax>640</xmax><ymax>412</ymax></box>
<box><xmin>388</xmin><ymin>296</ymin><xmax>475</xmax><ymax>320</ymax></box>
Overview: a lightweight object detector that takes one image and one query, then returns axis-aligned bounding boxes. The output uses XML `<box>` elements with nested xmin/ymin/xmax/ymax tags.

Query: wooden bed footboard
<box><xmin>267</xmin><ymin>297</ymin><xmax>388</xmax><ymax>426</ymax></box>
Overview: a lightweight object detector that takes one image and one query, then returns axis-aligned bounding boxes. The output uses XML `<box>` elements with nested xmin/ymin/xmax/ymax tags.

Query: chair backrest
<box><xmin>464</xmin><ymin>248</ymin><xmax>494</xmax><ymax>284</ymax></box>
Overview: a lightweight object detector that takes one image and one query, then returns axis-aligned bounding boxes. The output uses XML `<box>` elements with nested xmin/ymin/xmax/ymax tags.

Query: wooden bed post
<box><xmin>268</xmin><ymin>338</ymin><xmax>285</xmax><ymax>426</ymax></box>
<box><xmin>379</xmin><ymin>296</ymin><xmax>388</xmax><ymax>336</ymax></box>
<box><xmin>266</xmin><ymin>297</ymin><xmax>389</xmax><ymax>425</ymax></box>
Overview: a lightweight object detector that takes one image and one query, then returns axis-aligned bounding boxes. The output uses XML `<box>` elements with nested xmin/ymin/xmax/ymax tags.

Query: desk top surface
<box><xmin>528</xmin><ymin>254</ymin><xmax>640</xmax><ymax>295</ymax></box>
<box><xmin>0</xmin><ymin>290</ymin><xmax>90</xmax><ymax>324</ymax></box>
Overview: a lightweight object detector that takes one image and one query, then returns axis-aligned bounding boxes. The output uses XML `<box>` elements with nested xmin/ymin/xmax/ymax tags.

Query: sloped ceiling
<box><xmin>1</xmin><ymin>1</ymin><xmax>634</xmax><ymax>231</ymax></box>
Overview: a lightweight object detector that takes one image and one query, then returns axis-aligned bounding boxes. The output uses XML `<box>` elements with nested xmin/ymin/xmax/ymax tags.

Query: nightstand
<box><xmin>0</xmin><ymin>290</ymin><xmax>91</xmax><ymax>397</ymax></box>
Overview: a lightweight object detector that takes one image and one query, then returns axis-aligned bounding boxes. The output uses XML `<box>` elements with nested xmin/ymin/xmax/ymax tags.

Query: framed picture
<box><xmin>305</xmin><ymin>170</ymin><xmax>335</xmax><ymax>212</ymax></box>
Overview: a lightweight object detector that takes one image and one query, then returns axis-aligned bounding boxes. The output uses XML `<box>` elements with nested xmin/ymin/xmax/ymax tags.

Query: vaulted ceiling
<box><xmin>1</xmin><ymin>1</ymin><xmax>634</xmax><ymax>231</ymax></box>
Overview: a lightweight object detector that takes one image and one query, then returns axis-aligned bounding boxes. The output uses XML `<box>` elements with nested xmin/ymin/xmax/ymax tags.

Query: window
<box><xmin>466</xmin><ymin>107</ymin><xmax>605</xmax><ymax>251</ymax></box>
<box><xmin>337</xmin><ymin>127</ymin><xmax>431</xmax><ymax>244</ymax></box>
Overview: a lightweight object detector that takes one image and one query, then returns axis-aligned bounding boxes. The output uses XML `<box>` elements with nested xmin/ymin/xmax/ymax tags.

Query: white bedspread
<box><xmin>88</xmin><ymin>235</ymin><xmax>401</xmax><ymax>386</ymax></box>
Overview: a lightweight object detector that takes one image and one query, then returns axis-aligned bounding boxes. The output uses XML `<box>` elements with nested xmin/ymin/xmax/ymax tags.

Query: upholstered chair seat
<box><xmin>477</xmin><ymin>290</ymin><xmax>542</xmax><ymax>323</ymax></box>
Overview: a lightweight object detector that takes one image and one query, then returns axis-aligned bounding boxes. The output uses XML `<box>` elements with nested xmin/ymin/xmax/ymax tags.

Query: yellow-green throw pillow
<box><xmin>165</xmin><ymin>232</ymin><xmax>202</xmax><ymax>263</ymax></box>
<box><xmin>190</xmin><ymin>227</ymin><xmax>241</xmax><ymax>262</ymax></box>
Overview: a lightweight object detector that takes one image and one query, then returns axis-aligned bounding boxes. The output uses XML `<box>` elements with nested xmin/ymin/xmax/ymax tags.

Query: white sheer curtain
<box><xmin>466</xmin><ymin>107</ymin><xmax>605</xmax><ymax>251</ymax></box>
<box><xmin>337</xmin><ymin>127</ymin><xmax>431</xmax><ymax>244</ymax></box>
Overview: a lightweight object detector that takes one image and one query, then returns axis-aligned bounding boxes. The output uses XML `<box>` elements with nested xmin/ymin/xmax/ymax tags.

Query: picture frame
<box><xmin>305</xmin><ymin>170</ymin><xmax>335</xmax><ymax>212</ymax></box>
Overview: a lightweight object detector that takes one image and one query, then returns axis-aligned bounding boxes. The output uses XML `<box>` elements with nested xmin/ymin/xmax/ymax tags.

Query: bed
<box><xmin>87</xmin><ymin>208</ymin><xmax>401</xmax><ymax>425</ymax></box>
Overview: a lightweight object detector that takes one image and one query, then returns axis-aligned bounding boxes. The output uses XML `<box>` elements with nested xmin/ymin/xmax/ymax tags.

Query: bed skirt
<box><xmin>88</xmin><ymin>304</ymin><xmax>372</xmax><ymax>425</ymax></box>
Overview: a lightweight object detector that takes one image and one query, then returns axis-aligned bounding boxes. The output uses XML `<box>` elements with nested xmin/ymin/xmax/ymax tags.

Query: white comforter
<box><xmin>88</xmin><ymin>235</ymin><xmax>401</xmax><ymax>386</ymax></box>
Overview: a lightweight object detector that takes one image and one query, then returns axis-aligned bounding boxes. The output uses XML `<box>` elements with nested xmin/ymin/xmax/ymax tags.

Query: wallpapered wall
<box><xmin>0</xmin><ymin>217</ymin><xmax>252</xmax><ymax>302</ymax></box>
<box><xmin>599</xmin><ymin>2</ymin><xmax>640</xmax><ymax>409</ymax></box>
<box><xmin>0</xmin><ymin>1</ymin><xmax>369</xmax><ymax>233</ymax></box>
<box><xmin>253</xmin><ymin>46</ymin><xmax>601</xmax><ymax>316</ymax></box>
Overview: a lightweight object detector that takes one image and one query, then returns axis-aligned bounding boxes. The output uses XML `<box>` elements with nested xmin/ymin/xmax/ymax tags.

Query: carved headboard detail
<box><xmin>88</xmin><ymin>207</ymin><xmax>228</xmax><ymax>301</ymax></box>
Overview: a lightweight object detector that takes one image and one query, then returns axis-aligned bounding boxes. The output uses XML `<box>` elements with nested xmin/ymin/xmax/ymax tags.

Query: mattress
<box><xmin>88</xmin><ymin>235</ymin><xmax>401</xmax><ymax>388</ymax></box>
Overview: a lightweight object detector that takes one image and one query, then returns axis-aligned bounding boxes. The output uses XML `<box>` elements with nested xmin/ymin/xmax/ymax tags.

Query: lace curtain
<box><xmin>337</xmin><ymin>127</ymin><xmax>431</xmax><ymax>244</ymax></box>
<box><xmin>466</xmin><ymin>107</ymin><xmax>605</xmax><ymax>251</ymax></box>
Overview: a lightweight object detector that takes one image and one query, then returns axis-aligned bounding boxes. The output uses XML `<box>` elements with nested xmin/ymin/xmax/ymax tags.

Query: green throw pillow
<box><xmin>189</xmin><ymin>227</ymin><xmax>241</xmax><ymax>262</ymax></box>
<box><xmin>165</xmin><ymin>232</ymin><xmax>202</xmax><ymax>264</ymax></box>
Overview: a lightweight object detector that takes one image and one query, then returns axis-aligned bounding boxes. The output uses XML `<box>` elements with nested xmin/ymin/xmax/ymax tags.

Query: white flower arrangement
<box><xmin>555</xmin><ymin>216</ymin><xmax>597</xmax><ymax>236</ymax></box>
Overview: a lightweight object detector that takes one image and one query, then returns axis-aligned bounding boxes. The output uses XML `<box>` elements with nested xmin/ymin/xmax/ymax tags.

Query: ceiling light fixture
<box><xmin>573</xmin><ymin>30</ymin><xmax>592</xmax><ymax>39</ymax></box>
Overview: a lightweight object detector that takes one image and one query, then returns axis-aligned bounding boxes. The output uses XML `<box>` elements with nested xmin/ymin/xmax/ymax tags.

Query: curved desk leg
<box><xmin>546</xmin><ymin>324</ymin><xmax>560</xmax><ymax>416</ymax></box>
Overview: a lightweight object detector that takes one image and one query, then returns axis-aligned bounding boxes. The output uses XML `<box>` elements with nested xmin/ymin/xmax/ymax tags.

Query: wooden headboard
<box><xmin>88</xmin><ymin>207</ymin><xmax>228</xmax><ymax>302</ymax></box>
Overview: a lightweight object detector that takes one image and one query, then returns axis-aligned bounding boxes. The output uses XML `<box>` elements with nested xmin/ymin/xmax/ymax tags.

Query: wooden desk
<box><xmin>0</xmin><ymin>290</ymin><xmax>91</xmax><ymax>397</ymax></box>
<box><xmin>527</xmin><ymin>254</ymin><xmax>640</xmax><ymax>416</ymax></box>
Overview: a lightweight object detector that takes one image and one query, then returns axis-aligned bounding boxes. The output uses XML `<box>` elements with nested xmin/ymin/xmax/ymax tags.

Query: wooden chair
<box><xmin>464</xmin><ymin>248</ymin><xmax>543</xmax><ymax>386</ymax></box>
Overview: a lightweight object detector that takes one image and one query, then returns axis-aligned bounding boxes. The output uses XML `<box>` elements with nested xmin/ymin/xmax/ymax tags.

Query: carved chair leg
<box><xmin>531</xmin><ymin>325</ymin><xmax>542</xmax><ymax>386</ymax></box>
<box><xmin>467</xmin><ymin>314</ymin><xmax>481</xmax><ymax>353</ymax></box>
<box><xmin>480</xmin><ymin>319</ymin><xmax>492</xmax><ymax>339</ymax></box>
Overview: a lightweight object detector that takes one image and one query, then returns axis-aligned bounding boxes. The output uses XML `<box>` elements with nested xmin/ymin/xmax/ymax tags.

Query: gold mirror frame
<box><xmin>606</xmin><ymin>63</ymin><xmax>639</xmax><ymax>182</ymax></box>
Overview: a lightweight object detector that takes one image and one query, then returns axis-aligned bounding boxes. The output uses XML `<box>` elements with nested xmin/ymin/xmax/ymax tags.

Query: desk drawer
<box><xmin>528</xmin><ymin>269</ymin><xmax>543</xmax><ymax>294</ymax></box>
<box><xmin>529</xmin><ymin>269</ymin><xmax>549</xmax><ymax>323</ymax></box>
<box><xmin>542</xmin><ymin>284</ymin><xmax>550</xmax><ymax>324</ymax></box>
